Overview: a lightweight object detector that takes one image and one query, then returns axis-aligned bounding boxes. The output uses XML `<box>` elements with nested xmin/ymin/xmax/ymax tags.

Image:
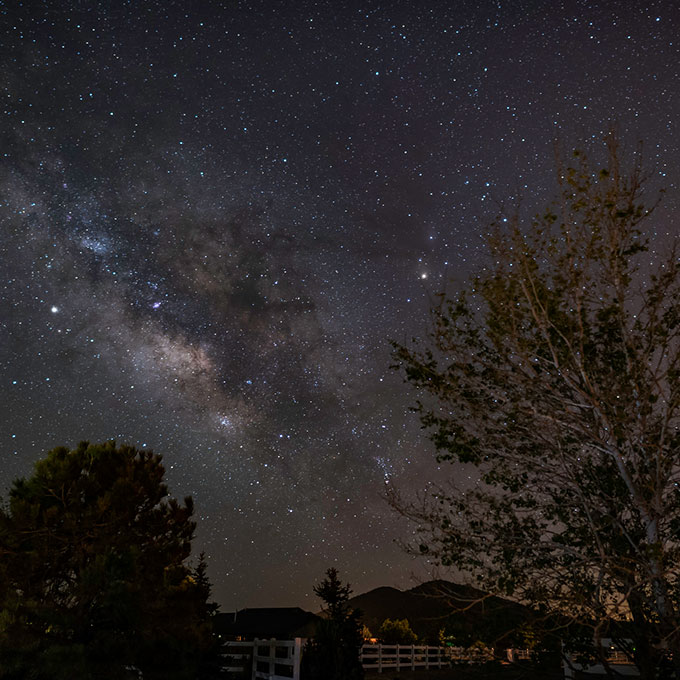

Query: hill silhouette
<box><xmin>348</xmin><ymin>580</ymin><xmax>530</xmax><ymax>645</ymax></box>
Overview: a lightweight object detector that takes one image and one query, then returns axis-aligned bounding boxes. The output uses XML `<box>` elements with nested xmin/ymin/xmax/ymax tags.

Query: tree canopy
<box><xmin>0</xmin><ymin>441</ymin><xmax>222</xmax><ymax>680</ymax></box>
<box><xmin>378</xmin><ymin>618</ymin><xmax>418</xmax><ymax>645</ymax></box>
<box><xmin>392</xmin><ymin>138</ymin><xmax>680</xmax><ymax>678</ymax></box>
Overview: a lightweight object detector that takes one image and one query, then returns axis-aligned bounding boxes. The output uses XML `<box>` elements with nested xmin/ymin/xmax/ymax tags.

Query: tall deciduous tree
<box><xmin>0</xmin><ymin>441</ymin><xmax>222</xmax><ymax>680</ymax></box>
<box><xmin>392</xmin><ymin>138</ymin><xmax>680</xmax><ymax>678</ymax></box>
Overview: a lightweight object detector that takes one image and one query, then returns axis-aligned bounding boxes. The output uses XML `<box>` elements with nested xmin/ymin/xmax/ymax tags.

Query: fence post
<box><xmin>378</xmin><ymin>644</ymin><xmax>382</xmax><ymax>673</ymax></box>
<box><xmin>292</xmin><ymin>638</ymin><xmax>302</xmax><ymax>680</ymax></box>
<box><xmin>269</xmin><ymin>638</ymin><xmax>277</xmax><ymax>679</ymax></box>
<box><xmin>251</xmin><ymin>638</ymin><xmax>258</xmax><ymax>680</ymax></box>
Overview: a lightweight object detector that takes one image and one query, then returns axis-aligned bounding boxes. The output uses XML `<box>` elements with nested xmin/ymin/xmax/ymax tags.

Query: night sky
<box><xmin>2</xmin><ymin>0</ymin><xmax>679</xmax><ymax>610</ymax></box>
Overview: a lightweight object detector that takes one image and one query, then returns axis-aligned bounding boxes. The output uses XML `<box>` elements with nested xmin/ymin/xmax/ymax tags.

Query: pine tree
<box><xmin>0</xmin><ymin>441</ymin><xmax>221</xmax><ymax>679</ymax></box>
<box><xmin>301</xmin><ymin>568</ymin><xmax>364</xmax><ymax>680</ymax></box>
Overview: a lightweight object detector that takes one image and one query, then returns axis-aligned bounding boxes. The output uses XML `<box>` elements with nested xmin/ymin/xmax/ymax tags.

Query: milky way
<box><xmin>1</xmin><ymin>0</ymin><xmax>679</xmax><ymax>609</ymax></box>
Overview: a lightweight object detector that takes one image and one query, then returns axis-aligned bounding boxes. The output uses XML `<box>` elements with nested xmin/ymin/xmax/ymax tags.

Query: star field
<box><xmin>2</xmin><ymin>0</ymin><xmax>679</xmax><ymax>609</ymax></box>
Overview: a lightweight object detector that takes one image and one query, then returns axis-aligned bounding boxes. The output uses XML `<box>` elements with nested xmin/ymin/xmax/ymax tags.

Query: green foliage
<box><xmin>0</xmin><ymin>441</ymin><xmax>224</xmax><ymax>679</ymax></box>
<box><xmin>301</xmin><ymin>568</ymin><xmax>364</xmax><ymax>680</ymax></box>
<box><xmin>377</xmin><ymin>618</ymin><xmax>418</xmax><ymax>645</ymax></box>
<box><xmin>392</xmin><ymin>137</ymin><xmax>680</xmax><ymax>678</ymax></box>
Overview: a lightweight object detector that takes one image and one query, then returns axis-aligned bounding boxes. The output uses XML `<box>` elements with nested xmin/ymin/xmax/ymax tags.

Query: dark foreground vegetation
<box><xmin>0</xmin><ymin>441</ymin><xmax>224</xmax><ymax>680</ymax></box>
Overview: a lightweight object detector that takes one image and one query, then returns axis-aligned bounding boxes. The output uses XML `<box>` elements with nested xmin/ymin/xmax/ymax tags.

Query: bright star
<box><xmin>50</xmin><ymin>306</ymin><xmax>59</xmax><ymax>313</ymax></box>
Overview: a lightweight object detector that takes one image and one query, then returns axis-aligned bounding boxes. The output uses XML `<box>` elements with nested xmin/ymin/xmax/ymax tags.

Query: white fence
<box><xmin>360</xmin><ymin>643</ymin><xmax>448</xmax><ymax>673</ymax></box>
<box><xmin>224</xmin><ymin>638</ymin><xmax>302</xmax><ymax>680</ymax></box>
<box><xmin>223</xmin><ymin>640</ymin><xmax>255</xmax><ymax>677</ymax></box>
<box><xmin>223</xmin><ymin>639</ymin><xmax>452</xmax><ymax>678</ymax></box>
<box><xmin>252</xmin><ymin>638</ymin><xmax>302</xmax><ymax>680</ymax></box>
<box><xmin>225</xmin><ymin>638</ymin><xmax>645</xmax><ymax>679</ymax></box>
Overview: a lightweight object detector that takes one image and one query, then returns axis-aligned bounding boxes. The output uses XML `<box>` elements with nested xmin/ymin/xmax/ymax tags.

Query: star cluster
<box><xmin>1</xmin><ymin>0</ymin><xmax>679</xmax><ymax>609</ymax></box>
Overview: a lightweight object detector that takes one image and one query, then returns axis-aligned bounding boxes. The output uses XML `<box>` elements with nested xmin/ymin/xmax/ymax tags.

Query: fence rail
<box><xmin>223</xmin><ymin>640</ymin><xmax>255</xmax><ymax>676</ymax></box>
<box><xmin>252</xmin><ymin>638</ymin><xmax>302</xmax><ymax>680</ymax></box>
<box><xmin>360</xmin><ymin>643</ymin><xmax>447</xmax><ymax>673</ymax></box>
<box><xmin>223</xmin><ymin>638</ymin><xmax>303</xmax><ymax>680</ymax></box>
